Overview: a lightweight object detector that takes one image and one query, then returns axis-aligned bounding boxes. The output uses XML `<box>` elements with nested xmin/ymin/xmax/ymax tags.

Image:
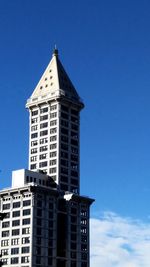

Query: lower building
<box><xmin>0</xmin><ymin>170</ymin><xmax>94</xmax><ymax>267</ymax></box>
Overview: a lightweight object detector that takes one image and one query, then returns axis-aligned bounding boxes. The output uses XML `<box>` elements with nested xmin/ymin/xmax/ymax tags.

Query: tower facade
<box><xmin>0</xmin><ymin>49</ymin><xmax>94</xmax><ymax>267</ymax></box>
<box><xmin>26</xmin><ymin>49</ymin><xmax>83</xmax><ymax>194</ymax></box>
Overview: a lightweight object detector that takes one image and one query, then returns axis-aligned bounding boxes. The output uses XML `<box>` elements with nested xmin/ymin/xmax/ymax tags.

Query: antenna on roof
<box><xmin>53</xmin><ymin>44</ymin><xmax>58</xmax><ymax>57</ymax></box>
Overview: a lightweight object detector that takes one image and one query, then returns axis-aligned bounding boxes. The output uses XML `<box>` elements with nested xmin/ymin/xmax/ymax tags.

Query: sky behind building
<box><xmin>1</xmin><ymin>0</ymin><xmax>150</xmax><ymax>266</ymax></box>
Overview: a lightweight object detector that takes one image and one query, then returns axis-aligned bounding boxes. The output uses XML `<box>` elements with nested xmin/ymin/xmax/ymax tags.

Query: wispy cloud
<box><xmin>90</xmin><ymin>212</ymin><xmax>150</xmax><ymax>267</ymax></box>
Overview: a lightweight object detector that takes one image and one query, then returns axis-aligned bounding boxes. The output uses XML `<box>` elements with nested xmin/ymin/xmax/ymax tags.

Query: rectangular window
<box><xmin>50</xmin><ymin>135</ymin><xmax>57</xmax><ymax>142</ymax></box>
<box><xmin>11</xmin><ymin>248</ymin><xmax>19</xmax><ymax>255</ymax></box>
<box><xmin>61</xmin><ymin>120</ymin><xmax>69</xmax><ymax>127</ymax></box>
<box><xmin>50</xmin><ymin>143</ymin><xmax>57</xmax><ymax>150</ymax></box>
<box><xmin>31</xmin><ymin>140</ymin><xmax>38</xmax><ymax>146</ymax></box>
<box><xmin>11</xmin><ymin>257</ymin><xmax>19</xmax><ymax>264</ymax></box>
<box><xmin>30</xmin><ymin>164</ymin><xmax>36</xmax><ymax>170</ymax></box>
<box><xmin>21</xmin><ymin>246</ymin><xmax>30</xmax><ymax>254</ymax></box>
<box><xmin>22</xmin><ymin>237</ymin><xmax>30</xmax><ymax>244</ymax></box>
<box><xmin>50</xmin><ymin>151</ymin><xmax>57</xmax><ymax>157</ymax></box>
<box><xmin>50</xmin><ymin>105</ymin><xmax>57</xmax><ymax>111</ymax></box>
<box><xmin>50</xmin><ymin>159</ymin><xmax>56</xmax><ymax>166</ymax></box>
<box><xmin>50</xmin><ymin>128</ymin><xmax>57</xmax><ymax>134</ymax></box>
<box><xmin>11</xmin><ymin>238</ymin><xmax>19</xmax><ymax>245</ymax></box>
<box><xmin>23</xmin><ymin>200</ymin><xmax>31</xmax><ymax>206</ymax></box>
<box><xmin>40</xmin><ymin>107</ymin><xmax>48</xmax><ymax>113</ymax></box>
<box><xmin>61</xmin><ymin>105</ymin><xmax>69</xmax><ymax>112</ymax></box>
<box><xmin>22</xmin><ymin>218</ymin><xmax>30</xmax><ymax>225</ymax></box>
<box><xmin>39</xmin><ymin>154</ymin><xmax>47</xmax><ymax>160</ymax></box>
<box><xmin>50</xmin><ymin>112</ymin><xmax>57</xmax><ymax>118</ymax></box>
<box><xmin>31</xmin><ymin>148</ymin><xmax>37</xmax><ymax>154</ymax></box>
<box><xmin>1</xmin><ymin>240</ymin><xmax>9</xmax><ymax>247</ymax></box>
<box><xmin>40</xmin><ymin>115</ymin><xmax>48</xmax><ymax>121</ymax></box>
<box><xmin>12</xmin><ymin>220</ymin><xmax>20</xmax><ymax>227</ymax></box>
<box><xmin>13</xmin><ymin>202</ymin><xmax>20</xmax><ymax>208</ymax></box>
<box><xmin>30</xmin><ymin>156</ymin><xmax>37</xmax><ymax>162</ymax></box>
<box><xmin>2</xmin><ymin>221</ymin><xmax>10</xmax><ymax>228</ymax></box>
<box><xmin>2</xmin><ymin>231</ymin><xmax>9</xmax><ymax>237</ymax></box>
<box><xmin>3</xmin><ymin>203</ymin><xmax>10</xmax><ymax>210</ymax></box>
<box><xmin>31</xmin><ymin>125</ymin><xmax>38</xmax><ymax>131</ymax></box>
<box><xmin>23</xmin><ymin>209</ymin><xmax>31</xmax><ymax>216</ymax></box>
<box><xmin>40</xmin><ymin>122</ymin><xmax>48</xmax><ymax>129</ymax></box>
<box><xmin>40</xmin><ymin>146</ymin><xmax>48</xmax><ymax>152</ymax></box>
<box><xmin>1</xmin><ymin>249</ymin><xmax>9</xmax><ymax>256</ymax></box>
<box><xmin>31</xmin><ymin>117</ymin><xmax>38</xmax><ymax>124</ymax></box>
<box><xmin>49</xmin><ymin>168</ymin><xmax>56</xmax><ymax>174</ymax></box>
<box><xmin>39</xmin><ymin>161</ymin><xmax>47</xmax><ymax>168</ymax></box>
<box><xmin>61</xmin><ymin>112</ymin><xmax>69</xmax><ymax>119</ymax></box>
<box><xmin>31</xmin><ymin>132</ymin><xmax>38</xmax><ymax>139</ymax></box>
<box><xmin>40</xmin><ymin>138</ymin><xmax>48</xmax><ymax>144</ymax></box>
<box><xmin>40</xmin><ymin>130</ymin><xmax>48</xmax><ymax>136</ymax></box>
<box><xmin>32</xmin><ymin>110</ymin><xmax>38</xmax><ymax>116</ymax></box>
<box><xmin>12</xmin><ymin>229</ymin><xmax>20</xmax><ymax>236</ymax></box>
<box><xmin>50</xmin><ymin>120</ymin><xmax>57</xmax><ymax>126</ymax></box>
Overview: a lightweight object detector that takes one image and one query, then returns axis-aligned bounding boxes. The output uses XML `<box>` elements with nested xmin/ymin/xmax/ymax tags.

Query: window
<box><xmin>49</xmin><ymin>168</ymin><xmax>56</xmax><ymax>174</ymax></box>
<box><xmin>11</xmin><ymin>238</ymin><xmax>19</xmax><ymax>245</ymax></box>
<box><xmin>30</xmin><ymin>156</ymin><xmax>37</xmax><ymax>162</ymax></box>
<box><xmin>50</xmin><ymin>159</ymin><xmax>56</xmax><ymax>166</ymax></box>
<box><xmin>22</xmin><ymin>237</ymin><xmax>30</xmax><ymax>244</ymax></box>
<box><xmin>50</xmin><ymin>120</ymin><xmax>57</xmax><ymax>126</ymax></box>
<box><xmin>71</xmin><ymin>155</ymin><xmax>78</xmax><ymax>161</ymax></box>
<box><xmin>40</xmin><ymin>138</ymin><xmax>48</xmax><ymax>144</ymax></box>
<box><xmin>2</xmin><ymin>221</ymin><xmax>10</xmax><ymax>228</ymax></box>
<box><xmin>1</xmin><ymin>249</ymin><xmax>9</xmax><ymax>256</ymax></box>
<box><xmin>31</xmin><ymin>133</ymin><xmax>38</xmax><ymax>139</ymax></box>
<box><xmin>61</xmin><ymin>151</ymin><xmax>68</xmax><ymax>158</ymax></box>
<box><xmin>11</xmin><ymin>257</ymin><xmax>19</xmax><ymax>264</ymax></box>
<box><xmin>22</xmin><ymin>228</ymin><xmax>30</xmax><ymax>235</ymax></box>
<box><xmin>61</xmin><ymin>128</ymin><xmax>68</xmax><ymax>135</ymax></box>
<box><xmin>31</xmin><ymin>125</ymin><xmax>38</xmax><ymax>131</ymax></box>
<box><xmin>31</xmin><ymin>148</ymin><xmax>37</xmax><ymax>154</ymax></box>
<box><xmin>50</xmin><ymin>135</ymin><xmax>57</xmax><ymax>142</ymax></box>
<box><xmin>21</xmin><ymin>246</ymin><xmax>30</xmax><ymax>253</ymax></box>
<box><xmin>61</xmin><ymin>167</ymin><xmax>68</xmax><ymax>175</ymax></box>
<box><xmin>50</xmin><ymin>112</ymin><xmax>57</xmax><ymax>118</ymax></box>
<box><xmin>12</xmin><ymin>220</ymin><xmax>20</xmax><ymax>227</ymax></box>
<box><xmin>71</xmin><ymin>124</ymin><xmax>78</xmax><ymax>131</ymax></box>
<box><xmin>23</xmin><ymin>200</ymin><xmax>31</xmax><ymax>206</ymax></box>
<box><xmin>61</xmin><ymin>135</ymin><xmax>68</xmax><ymax>142</ymax></box>
<box><xmin>21</xmin><ymin>256</ymin><xmax>29</xmax><ymax>263</ymax></box>
<box><xmin>50</xmin><ymin>105</ymin><xmax>57</xmax><ymax>111</ymax></box>
<box><xmin>31</xmin><ymin>140</ymin><xmax>38</xmax><ymax>146</ymax></box>
<box><xmin>39</xmin><ymin>154</ymin><xmax>47</xmax><ymax>160</ymax></box>
<box><xmin>23</xmin><ymin>209</ymin><xmax>30</xmax><ymax>216</ymax></box>
<box><xmin>30</xmin><ymin>164</ymin><xmax>36</xmax><ymax>170</ymax></box>
<box><xmin>61</xmin><ymin>143</ymin><xmax>68</xmax><ymax>151</ymax></box>
<box><xmin>50</xmin><ymin>151</ymin><xmax>57</xmax><ymax>158</ymax></box>
<box><xmin>1</xmin><ymin>240</ymin><xmax>9</xmax><ymax>247</ymax></box>
<box><xmin>71</xmin><ymin>147</ymin><xmax>78</xmax><ymax>154</ymax></box>
<box><xmin>40</xmin><ymin>122</ymin><xmax>48</xmax><ymax>129</ymax></box>
<box><xmin>40</xmin><ymin>146</ymin><xmax>47</xmax><ymax>152</ymax></box>
<box><xmin>23</xmin><ymin>218</ymin><xmax>30</xmax><ymax>225</ymax></box>
<box><xmin>71</xmin><ymin>116</ymin><xmax>78</xmax><ymax>123</ymax></box>
<box><xmin>40</xmin><ymin>130</ymin><xmax>48</xmax><ymax>136</ymax></box>
<box><xmin>50</xmin><ymin>128</ymin><xmax>57</xmax><ymax>134</ymax></box>
<box><xmin>12</xmin><ymin>229</ymin><xmax>20</xmax><ymax>236</ymax></box>
<box><xmin>31</xmin><ymin>117</ymin><xmax>38</xmax><ymax>124</ymax></box>
<box><xmin>11</xmin><ymin>248</ymin><xmax>19</xmax><ymax>255</ymax></box>
<box><xmin>61</xmin><ymin>112</ymin><xmax>68</xmax><ymax>119</ymax></box>
<box><xmin>71</xmin><ymin>109</ymin><xmax>78</xmax><ymax>116</ymax></box>
<box><xmin>3</xmin><ymin>203</ymin><xmax>10</xmax><ymax>210</ymax></box>
<box><xmin>61</xmin><ymin>105</ymin><xmax>68</xmax><ymax>112</ymax></box>
<box><xmin>50</xmin><ymin>143</ymin><xmax>56</xmax><ymax>150</ymax></box>
<box><xmin>2</xmin><ymin>231</ymin><xmax>9</xmax><ymax>237</ymax></box>
<box><xmin>40</xmin><ymin>107</ymin><xmax>48</xmax><ymax>113</ymax></box>
<box><xmin>32</xmin><ymin>110</ymin><xmax>38</xmax><ymax>116</ymax></box>
<box><xmin>40</xmin><ymin>115</ymin><xmax>48</xmax><ymax>121</ymax></box>
<box><xmin>61</xmin><ymin>120</ymin><xmax>69</xmax><ymax>127</ymax></box>
<box><xmin>1</xmin><ymin>258</ymin><xmax>8</xmax><ymax>265</ymax></box>
<box><xmin>39</xmin><ymin>161</ymin><xmax>47</xmax><ymax>168</ymax></box>
<box><xmin>13</xmin><ymin>202</ymin><xmax>20</xmax><ymax>208</ymax></box>
<box><xmin>61</xmin><ymin>159</ymin><xmax>68</xmax><ymax>167</ymax></box>
<box><xmin>37</xmin><ymin>209</ymin><xmax>42</xmax><ymax>217</ymax></box>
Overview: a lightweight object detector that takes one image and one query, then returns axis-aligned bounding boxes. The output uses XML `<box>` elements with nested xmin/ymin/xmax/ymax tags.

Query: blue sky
<box><xmin>1</xmin><ymin>0</ymin><xmax>150</xmax><ymax>265</ymax></box>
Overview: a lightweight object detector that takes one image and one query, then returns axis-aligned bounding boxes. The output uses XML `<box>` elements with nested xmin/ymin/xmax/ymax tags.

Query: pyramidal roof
<box><xmin>27</xmin><ymin>49</ymin><xmax>81</xmax><ymax>105</ymax></box>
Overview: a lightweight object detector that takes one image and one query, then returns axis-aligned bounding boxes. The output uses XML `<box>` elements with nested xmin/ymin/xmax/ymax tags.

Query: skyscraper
<box><xmin>0</xmin><ymin>49</ymin><xmax>94</xmax><ymax>267</ymax></box>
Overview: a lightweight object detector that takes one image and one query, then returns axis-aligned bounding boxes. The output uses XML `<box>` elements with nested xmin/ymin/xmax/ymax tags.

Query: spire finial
<box><xmin>53</xmin><ymin>45</ymin><xmax>58</xmax><ymax>57</ymax></box>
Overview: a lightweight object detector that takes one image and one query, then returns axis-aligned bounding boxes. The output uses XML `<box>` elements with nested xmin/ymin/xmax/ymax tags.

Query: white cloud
<box><xmin>90</xmin><ymin>212</ymin><xmax>150</xmax><ymax>267</ymax></box>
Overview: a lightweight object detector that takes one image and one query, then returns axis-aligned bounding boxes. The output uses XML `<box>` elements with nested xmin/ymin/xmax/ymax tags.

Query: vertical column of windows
<box><xmin>49</xmin><ymin>103</ymin><xmax>58</xmax><ymax>180</ymax></box>
<box><xmin>60</xmin><ymin>104</ymin><xmax>69</xmax><ymax>191</ymax></box>
<box><xmin>39</xmin><ymin>106</ymin><xmax>49</xmax><ymax>173</ymax></box>
<box><xmin>30</xmin><ymin>108</ymin><xmax>39</xmax><ymax>170</ymax></box>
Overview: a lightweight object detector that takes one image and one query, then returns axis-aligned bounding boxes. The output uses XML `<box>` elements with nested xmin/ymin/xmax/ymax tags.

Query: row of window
<box><xmin>1</xmin><ymin>237</ymin><xmax>30</xmax><ymax>247</ymax></box>
<box><xmin>3</xmin><ymin>200</ymin><xmax>31</xmax><ymax>211</ymax></box>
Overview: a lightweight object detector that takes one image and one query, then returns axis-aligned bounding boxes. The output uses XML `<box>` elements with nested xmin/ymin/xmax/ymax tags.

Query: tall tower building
<box><xmin>0</xmin><ymin>49</ymin><xmax>94</xmax><ymax>267</ymax></box>
<box><xmin>26</xmin><ymin>48</ymin><xmax>83</xmax><ymax>194</ymax></box>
